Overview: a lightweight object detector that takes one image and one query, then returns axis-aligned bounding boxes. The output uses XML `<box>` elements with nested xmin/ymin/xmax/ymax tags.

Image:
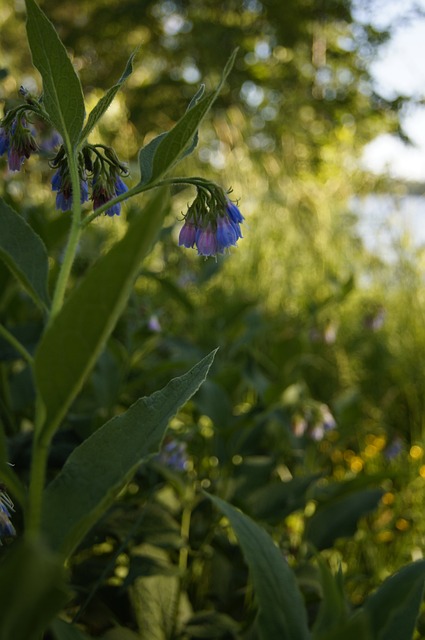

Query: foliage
<box><xmin>1</xmin><ymin>1</ymin><xmax>425</xmax><ymax>640</ymax></box>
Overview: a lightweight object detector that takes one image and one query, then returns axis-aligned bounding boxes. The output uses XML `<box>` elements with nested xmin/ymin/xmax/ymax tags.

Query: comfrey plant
<box><xmin>0</xmin><ymin>1</ymin><xmax>244</xmax><ymax>637</ymax></box>
<box><xmin>1</xmin><ymin>3</ymin><xmax>425</xmax><ymax>640</ymax></box>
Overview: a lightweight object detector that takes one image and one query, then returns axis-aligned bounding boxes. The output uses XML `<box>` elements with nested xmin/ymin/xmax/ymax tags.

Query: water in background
<box><xmin>352</xmin><ymin>194</ymin><xmax>425</xmax><ymax>260</ymax></box>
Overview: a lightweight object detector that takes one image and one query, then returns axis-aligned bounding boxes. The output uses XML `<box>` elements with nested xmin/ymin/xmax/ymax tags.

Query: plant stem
<box><xmin>28</xmin><ymin>146</ymin><xmax>82</xmax><ymax>533</ymax></box>
<box><xmin>81</xmin><ymin>175</ymin><xmax>203</xmax><ymax>228</ymax></box>
<box><xmin>170</xmin><ymin>501</ymin><xmax>192</xmax><ymax>637</ymax></box>
<box><xmin>0</xmin><ymin>323</ymin><xmax>34</xmax><ymax>365</ymax></box>
<box><xmin>0</xmin><ymin>464</ymin><xmax>26</xmax><ymax>507</ymax></box>
<box><xmin>81</xmin><ymin>183</ymin><xmax>148</xmax><ymax>227</ymax></box>
<box><xmin>49</xmin><ymin>149</ymin><xmax>82</xmax><ymax>321</ymax></box>
<box><xmin>27</xmin><ymin>433</ymin><xmax>49</xmax><ymax>534</ymax></box>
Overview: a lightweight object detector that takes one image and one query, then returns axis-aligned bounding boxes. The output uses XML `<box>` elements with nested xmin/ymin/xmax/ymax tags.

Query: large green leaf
<box><xmin>41</xmin><ymin>350</ymin><xmax>216</xmax><ymax>556</ymax></box>
<box><xmin>361</xmin><ymin>560</ymin><xmax>425</xmax><ymax>640</ymax></box>
<box><xmin>50</xmin><ymin>619</ymin><xmax>93</xmax><ymax>640</ymax></box>
<box><xmin>208</xmin><ymin>495</ymin><xmax>311</xmax><ymax>640</ymax></box>
<box><xmin>315</xmin><ymin>613</ymin><xmax>372</xmax><ymax>640</ymax></box>
<box><xmin>34</xmin><ymin>189</ymin><xmax>168</xmax><ymax>440</ymax></box>
<box><xmin>79</xmin><ymin>50</ymin><xmax>137</xmax><ymax>143</ymax></box>
<box><xmin>304</xmin><ymin>488</ymin><xmax>384</xmax><ymax>550</ymax></box>
<box><xmin>312</xmin><ymin>559</ymin><xmax>349</xmax><ymax>638</ymax></box>
<box><xmin>130</xmin><ymin>545</ymin><xmax>190</xmax><ymax>640</ymax></box>
<box><xmin>0</xmin><ymin>536</ymin><xmax>68</xmax><ymax>640</ymax></box>
<box><xmin>138</xmin><ymin>50</ymin><xmax>237</xmax><ymax>185</ymax></box>
<box><xmin>25</xmin><ymin>0</ymin><xmax>85</xmax><ymax>149</ymax></box>
<box><xmin>0</xmin><ymin>197</ymin><xmax>50</xmax><ymax>309</ymax></box>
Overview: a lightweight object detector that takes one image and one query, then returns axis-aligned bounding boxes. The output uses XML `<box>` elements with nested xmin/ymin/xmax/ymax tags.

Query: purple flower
<box><xmin>38</xmin><ymin>130</ymin><xmax>62</xmax><ymax>153</ymax></box>
<box><xmin>179</xmin><ymin>218</ymin><xmax>197</xmax><ymax>248</ymax></box>
<box><xmin>196</xmin><ymin>224</ymin><xmax>218</xmax><ymax>256</ymax></box>
<box><xmin>179</xmin><ymin>190</ymin><xmax>244</xmax><ymax>257</ymax></box>
<box><xmin>52</xmin><ymin>168</ymin><xmax>89</xmax><ymax>212</ymax></box>
<box><xmin>92</xmin><ymin>173</ymin><xmax>128</xmax><ymax>217</ymax></box>
<box><xmin>216</xmin><ymin>215</ymin><xmax>239</xmax><ymax>253</ymax></box>
<box><xmin>0</xmin><ymin>128</ymin><xmax>10</xmax><ymax>156</ymax></box>
<box><xmin>226</xmin><ymin>200</ymin><xmax>244</xmax><ymax>224</ymax></box>
<box><xmin>156</xmin><ymin>439</ymin><xmax>188</xmax><ymax>471</ymax></box>
<box><xmin>6</xmin><ymin>118</ymin><xmax>37</xmax><ymax>172</ymax></box>
<box><xmin>0</xmin><ymin>490</ymin><xmax>15</xmax><ymax>539</ymax></box>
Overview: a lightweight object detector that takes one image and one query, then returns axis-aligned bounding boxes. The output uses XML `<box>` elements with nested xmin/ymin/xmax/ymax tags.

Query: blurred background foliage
<box><xmin>2</xmin><ymin>0</ymin><xmax>425</xmax><ymax>637</ymax></box>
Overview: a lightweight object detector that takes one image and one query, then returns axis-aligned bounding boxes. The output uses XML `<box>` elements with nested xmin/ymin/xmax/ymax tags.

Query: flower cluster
<box><xmin>292</xmin><ymin>403</ymin><xmax>336</xmax><ymax>441</ymax></box>
<box><xmin>50</xmin><ymin>144</ymin><xmax>129</xmax><ymax>216</ymax></box>
<box><xmin>0</xmin><ymin>93</ymin><xmax>245</xmax><ymax>253</ymax></box>
<box><xmin>0</xmin><ymin>115</ymin><xmax>37</xmax><ymax>171</ymax></box>
<box><xmin>179</xmin><ymin>186</ymin><xmax>244</xmax><ymax>257</ymax></box>
<box><xmin>51</xmin><ymin>165</ymin><xmax>89</xmax><ymax>212</ymax></box>
<box><xmin>156</xmin><ymin>438</ymin><xmax>188</xmax><ymax>471</ymax></box>
<box><xmin>0</xmin><ymin>95</ymin><xmax>129</xmax><ymax>218</ymax></box>
<box><xmin>0</xmin><ymin>488</ymin><xmax>15</xmax><ymax>542</ymax></box>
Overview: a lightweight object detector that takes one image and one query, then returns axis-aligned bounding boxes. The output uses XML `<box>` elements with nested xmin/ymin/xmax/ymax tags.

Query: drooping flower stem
<box><xmin>81</xmin><ymin>183</ymin><xmax>146</xmax><ymax>227</ymax></box>
<box><xmin>49</xmin><ymin>149</ymin><xmax>82</xmax><ymax>321</ymax></box>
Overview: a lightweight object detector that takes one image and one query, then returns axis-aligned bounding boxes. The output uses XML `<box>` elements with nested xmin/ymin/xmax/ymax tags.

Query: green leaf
<box><xmin>50</xmin><ymin>619</ymin><xmax>93</xmax><ymax>640</ymax></box>
<box><xmin>0</xmin><ymin>197</ymin><xmax>50</xmax><ymax>309</ymax></box>
<box><xmin>245</xmin><ymin>475</ymin><xmax>319</xmax><ymax>523</ymax></box>
<box><xmin>80</xmin><ymin>50</ymin><xmax>137</xmax><ymax>143</ymax></box>
<box><xmin>138</xmin><ymin>132</ymin><xmax>168</xmax><ymax>185</ymax></box>
<box><xmin>130</xmin><ymin>544</ymin><xmax>192</xmax><ymax>640</ymax></box>
<box><xmin>0</xmin><ymin>536</ymin><xmax>68</xmax><ymax>640</ymax></box>
<box><xmin>41</xmin><ymin>350</ymin><xmax>216</xmax><ymax>556</ymax></box>
<box><xmin>207</xmin><ymin>495</ymin><xmax>311</xmax><ymax>640</ymax></box>
<box><xmin>25</xmin><ymin>0</ymin><xmax>85</xmax><ymax>149</ymax></box>
<box><xmin>312</xmin><ymin>559</ymin><xmax>349</xmax><ymax>638</ymax></box>
<box><xmin>138</xmin><ymin>49</ymin><xmax>237</xmax><ymax>185</ymax></box>
<box><xmin>34</xmin><ymin>189</ymin><xmax>168</xmax><ymax>440</ymax></box>
<box><xmin>185</xmin><ymin>611</ymin><xmax>241</xmax><ymax>638</ymax></box>
<box><xmin>314</xmin><ymin>612</ymin><xmax>372</xmax><ymax>640</ymax></box>
<box><xmin>102</xmin><ymin>629</ymin><xmax>141</xmax><ymax>640</ymax></box>
<box><xmin>304</xmin><ymin>488</ymin><xmax>384</xmax><ymax>550</ymax></box>
<box><xmin>361</xmin><ymin>560</ymin><xmax>425</xmax><ymax>640</ymax></box>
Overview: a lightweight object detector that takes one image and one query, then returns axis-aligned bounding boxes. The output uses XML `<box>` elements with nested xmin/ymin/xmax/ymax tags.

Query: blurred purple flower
<box><xmin>385</xmin><ymin>437</ymin><xmax>403</xmax><ymax>460</ymax></box>
<box><xmin>156</xmin><ymin>439</ymin><xmax>188</xmax><ymax>471</ymax></box>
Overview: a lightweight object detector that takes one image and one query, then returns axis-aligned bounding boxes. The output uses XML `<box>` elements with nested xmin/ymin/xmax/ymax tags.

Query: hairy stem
<box><xmin>49</xmin><ymin>149</ymin><xmax>82</xmax><ymax>321</ymax></box>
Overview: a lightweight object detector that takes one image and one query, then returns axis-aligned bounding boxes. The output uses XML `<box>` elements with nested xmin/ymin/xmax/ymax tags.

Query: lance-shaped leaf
<box><xmin>34</xmin><ymin>189</ymin><xmax>167</xmax><ymax>440</ymax></box>
<box><xmin>79</xmin><ymin>50</ymin><xmax>137</xmax><ymax>143</ymax></box>
<box><xmin>0</xmin><ymin>536</ymin><xmax>68</xmax><ymax>640</ymax></box>
<box><xmin>138</xmin><ymin>50</ymin><xmax>236</xmax><ymax>185</ymax></box>
<box><xmin>361</xmin><ymin>560</ymin><xmax>425</xmax><ymax>640</ymax></box>
<box><xmin>0</xmin><ymin>197</ymin><xmax>50</xmax><ymax>309</ymax></box>
<box><xmin>207</xmin><ymin>495</ymin><xmax>311</xmax><ymax>640</ymax></box>
<box><xmin>50</xmin><ymin>619</ymin><xmax>94</xmax><ymax>640</ymax></box>
<box><xmin>41</xmin><ymin>351</ymin><xmax>216</xmax><ymax>556</ymax></box>
<box><xmin>25</xmin><ymin>0</ymin><xmax>85</xmax><ymax>149</ymax></box>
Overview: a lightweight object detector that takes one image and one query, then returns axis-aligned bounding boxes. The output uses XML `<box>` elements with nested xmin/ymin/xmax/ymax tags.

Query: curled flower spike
<box><xmin>7</xmin><ymin>118</ymin><xmax>37</xmax><ymax>172</ymax></box>
<box><xmin>179</xmin><ymin>187</ymin><xmax>244</xmax><ymax>257</ymax></box>
<box><xmin>92</xmin><ymin>169</ymin><xmax>128</xmax><ymax>217</ymax></box>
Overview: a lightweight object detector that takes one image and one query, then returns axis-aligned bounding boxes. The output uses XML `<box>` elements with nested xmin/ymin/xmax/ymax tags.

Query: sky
<box><xmin>358</xmin><ymin>0</ymin><xmax>425</xmax><ymax>180</ymax></box>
